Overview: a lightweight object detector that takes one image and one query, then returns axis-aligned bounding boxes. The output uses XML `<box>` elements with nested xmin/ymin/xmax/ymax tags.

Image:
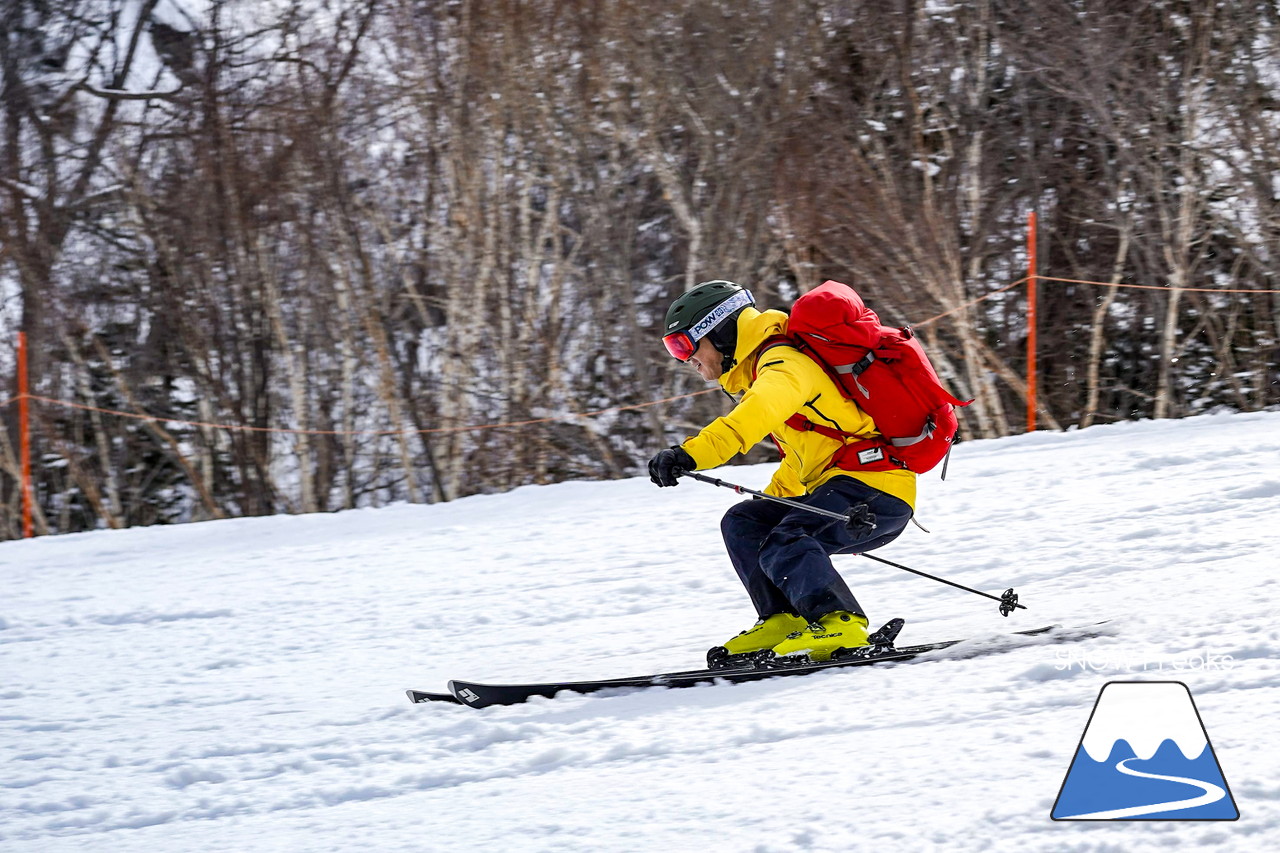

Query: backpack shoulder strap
<box><xmin>751</xmin><ymin>334</ymin><xmax>797</xmax><ymax>381</ymax></box>
<box><xmin>750</xmin><ymin>334</ymin><xmax>800</xmax><ymax>463</ymax></box>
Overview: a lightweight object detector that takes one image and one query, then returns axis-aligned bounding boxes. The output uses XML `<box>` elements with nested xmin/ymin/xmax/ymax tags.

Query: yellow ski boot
<box><xmin>767</xmin><ymin>611</ymin><xmax>871</xmax><ymax>664</ymax></box>
<box><xmin>706</xmin><ymin>613</ymin><xmax>809</xmax><ymax>669</ymax></box>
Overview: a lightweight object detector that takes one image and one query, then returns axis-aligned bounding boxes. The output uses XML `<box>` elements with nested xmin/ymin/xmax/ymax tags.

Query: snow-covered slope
<box><xmin>3</xmin><ymin>412</ymin><xmax>1279</xmax><ymax>852</ymax></box>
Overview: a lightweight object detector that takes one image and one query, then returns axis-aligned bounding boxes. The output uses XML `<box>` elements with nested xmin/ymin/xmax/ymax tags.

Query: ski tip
<box><xmin>448</xmin><ymin>680</ymin><xmax>486</xmax><ymax>708</ymax></box>
<box><xmin>406</xmin><ymin>688</ymin><xmax>465</xmax><ymax>705</ymax></box>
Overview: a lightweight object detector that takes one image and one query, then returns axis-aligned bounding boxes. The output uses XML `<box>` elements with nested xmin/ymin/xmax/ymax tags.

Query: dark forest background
<box><xmin>2</xmin><ymin>0</ymin><xmax>1278</xmax><ymax>536</ymax></box>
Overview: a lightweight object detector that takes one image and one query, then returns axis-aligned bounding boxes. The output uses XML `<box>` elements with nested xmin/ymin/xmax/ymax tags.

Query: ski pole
<box><xmin>855</xmin><ymin>552</ymin><xmax>1025</xmax><ymax>616</ymax></box>
<box><xmin>680</xmin><ymin>470</ymin><xmax>852</xmax><ymax>522</ymax></box>
<box><xmin>679</xmin><ymin>470</ymin><xmax>1026</xmax><ymax>616</ymax></box>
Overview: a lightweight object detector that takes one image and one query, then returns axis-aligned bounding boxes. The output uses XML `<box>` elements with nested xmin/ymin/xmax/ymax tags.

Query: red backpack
<box><xmin>758</xmin><ymin>280</ymin><xmax>971</xmax><ymax>476</ymax></box>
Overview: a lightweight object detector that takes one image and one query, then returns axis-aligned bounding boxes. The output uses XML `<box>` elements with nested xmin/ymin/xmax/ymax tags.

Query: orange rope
<box><xmin>1035</xmin><ymin>275</ymin><xmax>1280</xmax><ymax>294</ymax></box>
<box><xmin>913</xmin><ymin>274</ymin><xmax>1280</xmax><ymax>327</ymax></box>
<box><xmin>914</xmin><ymin>277</ymin><xmax>1030</xmax><ymax>327</ymax></box>
<box><xmin>4</xmin><ymin>274</ymin><xmax>1274</xmax><ymax>435</ymax></box>
<box><xmin>0</xmin><ymin>388</ymin><xmax>720</xmax><ymax>436</ymax></box>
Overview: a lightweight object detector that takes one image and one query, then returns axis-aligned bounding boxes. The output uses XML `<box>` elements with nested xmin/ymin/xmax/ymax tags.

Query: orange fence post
<box><xmin>1026</xmin><ymin>211</ymin><xmax>1038</xmax><ymax>433</ymax></box>
<box><xmin>18</xmin><ymin>331</ymin><xmax>33</xmax><ymax>538</ymax></box>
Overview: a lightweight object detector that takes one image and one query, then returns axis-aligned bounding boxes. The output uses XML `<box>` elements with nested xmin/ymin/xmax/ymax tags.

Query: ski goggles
<box><xmin>662</xmin><ymin>329</ymin><xmax>699</xmax><ymax>361</ymax></box>
<box><xmin>661</xmin><ymin>289</ymin><xmax>753</xmax><ymax>361</ymax></box>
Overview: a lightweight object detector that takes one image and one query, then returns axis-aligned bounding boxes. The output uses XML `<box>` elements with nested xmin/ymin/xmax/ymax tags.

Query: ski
<box><xmin>406</xmin><ymin>689</ymin><xmax>462</xmax><ymax>705</ymax></box>
<box><xmin>408</xmin><ymin>621</ymin><xmax>1110</xmax><ymax>709</ymax></box>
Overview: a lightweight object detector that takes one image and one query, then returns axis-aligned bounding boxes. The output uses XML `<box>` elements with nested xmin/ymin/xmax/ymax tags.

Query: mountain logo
<box><xmin>1051</xmin><ymin>681</ymin><xmax>1239</xmax><ymax>821</ymax></box>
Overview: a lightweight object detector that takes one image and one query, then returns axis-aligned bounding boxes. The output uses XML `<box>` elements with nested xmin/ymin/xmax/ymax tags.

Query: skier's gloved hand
<box><xmin>648</xmin><ymin>447</ymin><xmax>695</xmax><ymax>487</ymax></box>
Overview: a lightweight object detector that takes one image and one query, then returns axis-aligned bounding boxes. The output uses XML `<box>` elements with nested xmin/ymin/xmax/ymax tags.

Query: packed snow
<box><xmin>3</xmin><ymin>411</ymin><xmax>1279</xmax><ymax>852</ymax></box>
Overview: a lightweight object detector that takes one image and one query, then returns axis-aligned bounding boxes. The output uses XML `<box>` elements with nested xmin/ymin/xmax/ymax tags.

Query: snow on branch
<box><xmin>80</xmin><ymin>82</ymin><xmax>183</xmax><ymax>102</ymax></box>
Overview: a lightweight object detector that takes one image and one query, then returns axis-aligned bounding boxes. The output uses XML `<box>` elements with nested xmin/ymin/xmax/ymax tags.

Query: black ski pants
<box><xmin>720</xmin><ymin>475</ymin><xmax>912</xmax><ymax>623</ymax></box>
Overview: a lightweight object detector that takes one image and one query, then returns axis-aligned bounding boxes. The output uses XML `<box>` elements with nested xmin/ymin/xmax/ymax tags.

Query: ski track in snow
<box><xmin>2</xmin><ymin>411</ymin><xmax>1279</xmax><ymax>851</ymax></box>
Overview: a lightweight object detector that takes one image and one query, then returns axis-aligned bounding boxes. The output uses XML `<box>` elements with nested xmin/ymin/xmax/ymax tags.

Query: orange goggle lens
<box><xmin>662</xmin><ymin>330</ymin><xmax>697</xmax><ymax>361</ymax></box>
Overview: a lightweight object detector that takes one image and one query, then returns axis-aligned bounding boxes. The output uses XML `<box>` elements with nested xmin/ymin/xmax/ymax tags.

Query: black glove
<box><xmin>648</xmin><ymin>447</ymin><xmax>695</xmax><ymax>487</ymax></box>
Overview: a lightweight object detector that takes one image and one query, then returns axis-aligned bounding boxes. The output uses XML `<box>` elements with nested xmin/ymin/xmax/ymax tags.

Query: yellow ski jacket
<box><xmin>681</xmin><ymin>307</ymin><xmax>917</xmax><ymax>510</ymax></box>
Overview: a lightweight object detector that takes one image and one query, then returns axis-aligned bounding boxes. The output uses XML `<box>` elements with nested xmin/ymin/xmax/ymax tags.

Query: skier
<box><xmin>648</xmin><ymin>280</ymin><xmax>916</xmax><ymax>665</ymax></box>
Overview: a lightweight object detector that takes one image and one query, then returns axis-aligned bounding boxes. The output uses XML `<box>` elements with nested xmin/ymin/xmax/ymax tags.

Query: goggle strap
<box><xmin>686</xmin><ymin>289</ymin><xmax>753</xmax><ymax>345</ymax></box>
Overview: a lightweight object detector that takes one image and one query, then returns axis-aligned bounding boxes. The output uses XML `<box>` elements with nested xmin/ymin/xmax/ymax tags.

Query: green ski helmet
<box><xmin>661</xmin><ymin>280</ymin><xmax>755</xmax><ymax>367</ymax></box>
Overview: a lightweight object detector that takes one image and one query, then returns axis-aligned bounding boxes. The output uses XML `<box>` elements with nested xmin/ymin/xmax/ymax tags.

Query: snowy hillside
<box><xmin>3</xmin><ymin>411</ymin><xmax>1279</xmax><ymax>852</ymax></box>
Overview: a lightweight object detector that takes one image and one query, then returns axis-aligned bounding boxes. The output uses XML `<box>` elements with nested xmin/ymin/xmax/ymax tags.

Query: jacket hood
<box><xmin>720</xmin><ymin>307</ymin><xmax>789</xmax><ymax>394</ymax></box>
